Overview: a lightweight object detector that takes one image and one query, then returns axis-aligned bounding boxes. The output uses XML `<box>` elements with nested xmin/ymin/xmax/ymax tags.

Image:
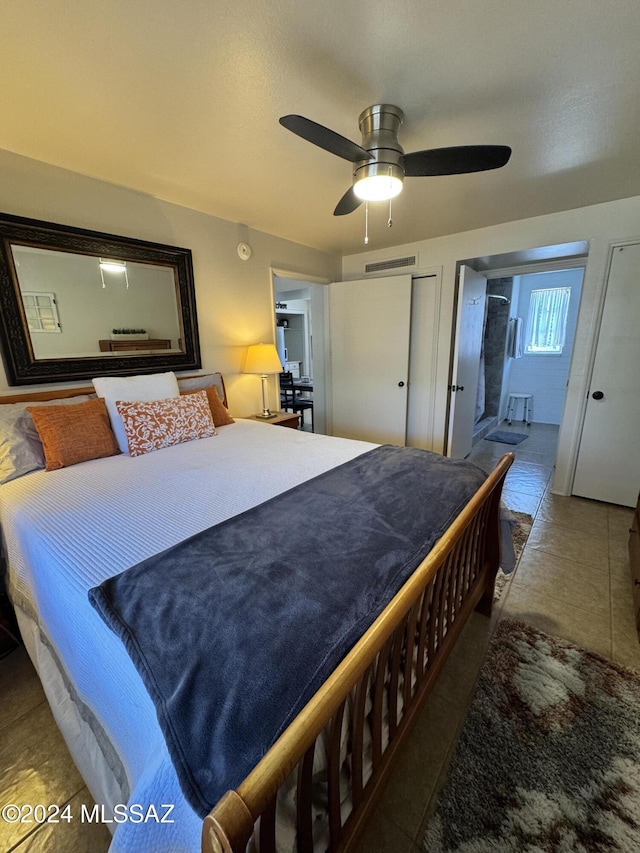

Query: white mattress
<box><xmin>1</xmin><ymin>420</ymin><xmax>376</xmax><ymax>853</ymax></box>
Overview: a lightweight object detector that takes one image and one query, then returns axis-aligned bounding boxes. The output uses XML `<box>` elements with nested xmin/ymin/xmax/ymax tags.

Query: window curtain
<box><xmin>526</xmin><ymin>287</ymin><xmax>571</xmax><ymax>353</ymax></box>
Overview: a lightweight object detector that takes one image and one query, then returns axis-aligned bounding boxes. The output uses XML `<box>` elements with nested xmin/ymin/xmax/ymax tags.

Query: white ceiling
<box><xmin>2</xmin><ymin>0</ymin><xmax>639</xmax><ymax>255</ymax></box>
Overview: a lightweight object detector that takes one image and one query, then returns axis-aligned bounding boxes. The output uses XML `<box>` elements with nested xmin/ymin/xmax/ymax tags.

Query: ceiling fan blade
<box><xmin>280</xmin><ymin>115</ymin><xmax>373</xmax><ymax>163</ymax></box>
<box><xmin>334</xmin><ymin>187</ymin><xmax>363</xmax><ymax>216</ymax></box>
<box><xmin>403</xmin><ymin>145</ymin><xmax>511</xmax><ymax>177</ymax></box>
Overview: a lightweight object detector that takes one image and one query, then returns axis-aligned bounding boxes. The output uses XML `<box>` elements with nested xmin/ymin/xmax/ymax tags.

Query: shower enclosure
<box><xmin>472</xmin><ymin>277</ymin><xmax>513</xmax><ymax>444</ymax></box>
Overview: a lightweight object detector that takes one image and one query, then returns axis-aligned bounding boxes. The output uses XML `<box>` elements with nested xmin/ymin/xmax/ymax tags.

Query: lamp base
<box><xmin>253</xmin><ymin>411</ymin><xmax>277</xmax><ymax>419</ymax></box>
<box><xmin>255</xmin><ymin>375</ymin><xmax>277</xmax><ymax>420</ymax></box>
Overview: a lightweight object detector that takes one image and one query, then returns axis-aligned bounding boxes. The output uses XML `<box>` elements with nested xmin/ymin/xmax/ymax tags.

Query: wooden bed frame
<box><xmin>0</xmin><ymin>379</ymin><xmax>513</xmax><ymax>853</ymax></box>
<box><xmin>202</xmin><ymin>451</ymin><xmax>513</xmax><ymax>853</ymax></box>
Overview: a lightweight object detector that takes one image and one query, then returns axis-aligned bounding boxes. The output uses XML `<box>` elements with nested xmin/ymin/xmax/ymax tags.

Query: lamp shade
<box><xmin>243</xmin><ymin>343</ymin><xmax>283</xmax><ymax>374</ymax></box>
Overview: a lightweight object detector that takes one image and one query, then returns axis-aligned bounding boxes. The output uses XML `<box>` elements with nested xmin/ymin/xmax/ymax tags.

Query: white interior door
<box><xmin>406</xmin><ymin>274</ymin><xmax>440</xmax><ymax>451</ymax></box>
<box><xmin>572</xmin><ymin>243</ymin><xmax>640</xmax><ymax>507</ymax></box>
<box><xmin>329</xmin><ymin>275</ymin><xmax>411</xmax><ymax>445</ymax></box>
<box><xmin>447</xmin><ymin>266</ymin><xmax>487</xmax><ymax>458</ymax></box>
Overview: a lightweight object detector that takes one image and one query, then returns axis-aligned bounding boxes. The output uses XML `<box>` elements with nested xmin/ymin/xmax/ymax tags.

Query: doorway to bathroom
<box><xmin>473</xmin><ymin>267</ymin><xmax>584</xmax><ymax>446</ymax></box>
<box><xmin>447</xmin><ymin>242</ymin><xmax>588</xmax><ymax>463</ymax></box>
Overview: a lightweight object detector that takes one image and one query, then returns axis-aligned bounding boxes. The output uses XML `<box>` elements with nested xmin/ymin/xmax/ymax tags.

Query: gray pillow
<box><xmin>0</xmin><ymin>396</ymin><xmax>92</xmax><ymax>484</ymax></box>
<box><xmin>177</xmin><ymin>373</ymin><xmax>226</xmax><ymax>404</ymax></box>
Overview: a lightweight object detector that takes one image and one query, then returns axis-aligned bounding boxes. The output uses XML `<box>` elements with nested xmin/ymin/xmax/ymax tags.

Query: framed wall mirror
<box><xmin>0</xmin><ymin>213</ymin><xmax>201</xmax><ymax>385</ymax></box>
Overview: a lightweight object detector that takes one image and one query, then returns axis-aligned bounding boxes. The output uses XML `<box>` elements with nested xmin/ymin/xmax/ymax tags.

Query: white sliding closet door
<box><xmin>329</xmin><ymin>275</ymin><xmax>412</xmax><ymax>445</ymax></box>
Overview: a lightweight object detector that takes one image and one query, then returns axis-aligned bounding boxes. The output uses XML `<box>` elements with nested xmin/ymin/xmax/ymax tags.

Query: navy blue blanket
<box><xmin>89</xmin><ymin>445</ymin><xmax>487</xmax><ymax>817</ymax></box>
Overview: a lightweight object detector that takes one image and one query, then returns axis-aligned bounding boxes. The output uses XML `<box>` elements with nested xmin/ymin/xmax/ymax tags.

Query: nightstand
<box><xmin>249</xmin><ymin>411</ymin><xmax>300</xmax><ymax>429</ymax></box>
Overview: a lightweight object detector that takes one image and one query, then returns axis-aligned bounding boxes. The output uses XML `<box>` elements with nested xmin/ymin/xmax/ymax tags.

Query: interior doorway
<box><xmin>447</xmin><ymin>242</ymin><xmax>589</xmax><ymax>469</ymax></box>
<box><xmin>472</xmin><ymin>267</ymin><xmax>584</xmax><ymax>438</ymax></box>
<box><xmin>272</xmin><ymin>272</ymin><xmax>328</xmax><ymax>434</ymax></box>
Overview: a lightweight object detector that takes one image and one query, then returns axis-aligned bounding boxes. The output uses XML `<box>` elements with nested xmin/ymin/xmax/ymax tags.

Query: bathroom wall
<box><xmin>508</xmin><ymin>268</ymin><xmax>584</xmax><ymax>424</ymax></box>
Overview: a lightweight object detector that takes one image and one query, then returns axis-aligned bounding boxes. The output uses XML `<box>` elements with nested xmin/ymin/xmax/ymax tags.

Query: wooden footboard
<box><xmin>202</xmin><ymin>452</ymin><xmax>514</xmax><ymax>853</ymax></box>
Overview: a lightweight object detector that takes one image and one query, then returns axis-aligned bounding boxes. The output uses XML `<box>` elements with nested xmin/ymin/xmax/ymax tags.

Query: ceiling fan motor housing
<box><xmin>354</xmin><ymin>104</ymin><xmax>405</xmax><ymax>186</ymax></box>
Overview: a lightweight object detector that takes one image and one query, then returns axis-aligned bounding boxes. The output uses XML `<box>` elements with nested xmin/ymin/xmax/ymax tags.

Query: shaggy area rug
<box><xmin>485</xmin><ymin>431</ymin><xmax>529</xmax><ymax>445</ymax></box>
<box><xmin>423</xmin><ymin>619</ymin><xmax>640</xmax><ymax>852</ymax></box>
<box><xmin>494</xmin><ymin>511</ymin><xmax>533</xmax><ymax>602</ymax></box>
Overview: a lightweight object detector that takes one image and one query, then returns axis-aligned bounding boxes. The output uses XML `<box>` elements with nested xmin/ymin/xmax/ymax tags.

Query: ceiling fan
<box><xmin>280</xmin><ymin>104</ymin><xmax>511</xmax><ymax>216</ymax></box>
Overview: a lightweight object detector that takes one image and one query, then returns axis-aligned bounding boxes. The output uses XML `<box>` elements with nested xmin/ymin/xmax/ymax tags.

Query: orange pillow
<box><xmin>180</xmin><ymin>385</ymin><xmax>234</xmax><ymax>427</ymax></box>
<box><xmin>27</xmin><ymin>398</ymin><xmax>120</xmax><ymax>471</ymax></box>
<box><xmin>116</xmin><ymin>391</ymin><xmax>216</xmax><ymax>457</ymax></box>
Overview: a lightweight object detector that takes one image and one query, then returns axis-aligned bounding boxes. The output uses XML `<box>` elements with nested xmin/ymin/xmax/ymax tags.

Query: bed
<box><xmin>0</xmin><ymin>375</ymin><xmax>514</xmax><ymax>853</ymax></box>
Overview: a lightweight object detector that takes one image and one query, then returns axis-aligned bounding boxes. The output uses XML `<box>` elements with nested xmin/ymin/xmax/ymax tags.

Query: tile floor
<box><xmin>0</xmin><ymin>421</ymin><xmax>636</xmax><ymax>852</ymax></box>
<box><xmin>352</xmin><ymin>421</ymin><xmax>637</xmax><ymax>853</ymax></box>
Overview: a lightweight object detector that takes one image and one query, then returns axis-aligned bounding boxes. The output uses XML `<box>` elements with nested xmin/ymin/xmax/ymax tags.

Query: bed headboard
<box><xmin>0</xmin><ymin>373</ymin><xmax>228</xmax><ymax>408</ymax></box>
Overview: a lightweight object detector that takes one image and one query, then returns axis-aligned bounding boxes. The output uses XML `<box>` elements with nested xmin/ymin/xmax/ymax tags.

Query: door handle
<box><xmin>591</xmin><ymin>390</ymin><xmax>604</xmax><ymax>400</ymax></box>
<box><xmin>448</xmin><ymin>385</ymin><xmax>465</xmax><ymax>392</ymax></box>
<box><xmin>398</xmin><ymin>381</ymin><xmax>405</xmax><ymax>387</ymax></box>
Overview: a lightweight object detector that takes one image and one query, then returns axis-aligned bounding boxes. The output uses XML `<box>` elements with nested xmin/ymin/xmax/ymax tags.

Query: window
<box><xmin>21</xmin><ymin>292</ymin><xmax>61</xmax><ymax>333</ymax></box>
<box><xmin>525</xmin><ymin>287</ymin><xmax>570</xmax><ymax>354</ymax></box>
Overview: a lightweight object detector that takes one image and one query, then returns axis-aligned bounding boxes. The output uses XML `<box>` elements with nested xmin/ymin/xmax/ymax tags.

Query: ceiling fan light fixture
<box><xmin>354</xmin><ymin>174</ymin><xmax>403</xmax><ymax>202</ymax></box>
<box><xmin>353</xmin><ymin>163</ymin><xmax>404</xmax><ymax>202</ymax></box>
<box><xmin>99</xmin><ymin>258</ymin><xmax>129</xmax><ymax>289</ymax></box>
<box><xmin>99</xmin><ymin>259</ymin><xmax>127</xmax><ymax>274</ymax></box>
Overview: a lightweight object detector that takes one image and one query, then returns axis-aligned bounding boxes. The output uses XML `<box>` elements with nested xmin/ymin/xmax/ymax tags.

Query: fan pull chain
<box><xmin>364</xmin><ymin>201</ymin><xmax>369</xmax><ymax>245</ymax></box>
<box><xmin>388</xmin><ymin>196</ymin><xmax>393</xmax><ymax>229</ymax></box>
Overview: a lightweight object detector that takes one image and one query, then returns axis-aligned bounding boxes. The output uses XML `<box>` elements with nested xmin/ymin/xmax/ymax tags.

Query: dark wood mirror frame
<box><xmin>0</xmin><ymin>212</ymin><xmax>201</xmax><ymax>385</ymax></box>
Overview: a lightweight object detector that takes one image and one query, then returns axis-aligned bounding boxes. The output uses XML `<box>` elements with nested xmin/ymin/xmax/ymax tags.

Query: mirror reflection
<box><xmin>0</xmin><ymin>211</ymin><xmax>200</xmax><ymax>385</ymax></box>
<box><xmin>12</xmin><ymin>245</ymin><xmax>182</xmax><ymax>359</ymax></box>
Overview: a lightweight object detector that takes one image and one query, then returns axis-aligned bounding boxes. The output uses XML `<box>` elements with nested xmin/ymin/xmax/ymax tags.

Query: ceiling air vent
<box><xmin>364</xmin><ymin>255</ymin><xmax>417</xmax><ymax>274</ymax></box>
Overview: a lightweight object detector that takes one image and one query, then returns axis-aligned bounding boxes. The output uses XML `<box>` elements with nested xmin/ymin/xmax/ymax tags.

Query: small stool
<box><xmin>506</xmin><ymin>393</ymin><xmax>533</xmax><ymax>425</ymax></box>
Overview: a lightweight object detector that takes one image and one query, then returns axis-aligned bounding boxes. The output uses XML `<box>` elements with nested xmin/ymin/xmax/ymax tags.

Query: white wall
<box><xmin>0</xmin><ymin>149</ymin><xmax>340</xmax><ymax>415</ymax></box>
<box><xmin>507</xmin><ymin>268</ymin><xmax>583</xmax><ymax>424</ymax></box>
<box><xmin>342</xmin><ymin>195</ymin><xmax>640</xmax><ymax>494</ymax></box>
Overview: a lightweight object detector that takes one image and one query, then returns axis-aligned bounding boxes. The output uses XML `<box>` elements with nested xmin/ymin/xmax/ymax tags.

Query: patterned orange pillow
<box><xmin>116</xmin><ymin>390</ymin><xmax>216</xmax><ymax>457</ymax></box>
<box><xmin>180</xmin><ymin>385</ymin><xmax>235</xmax><ymax>426</ymax></box>
<box><xmin>27</xmin><ymin>398</ymin><xmax>120</xmax><ymax>471</ymax></box>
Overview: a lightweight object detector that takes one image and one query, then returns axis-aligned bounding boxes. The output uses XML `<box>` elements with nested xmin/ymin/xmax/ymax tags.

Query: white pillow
<box><xmin>92</xmin><ymin>372</ymin><xmax>180</xmax><ymax>453</ymax></box>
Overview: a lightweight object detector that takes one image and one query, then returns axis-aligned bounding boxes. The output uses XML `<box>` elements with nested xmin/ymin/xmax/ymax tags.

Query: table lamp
<box><xmin>244</xmin><ymin>343</ymin><xmax>284</xmax><ymax>418</ymax></box>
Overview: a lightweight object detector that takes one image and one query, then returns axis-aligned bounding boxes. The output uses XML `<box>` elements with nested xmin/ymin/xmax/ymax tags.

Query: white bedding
<box><xmin>1</xmin><ymin>420</ymin><xmax>376</xmax><ymax>853</ymax></box>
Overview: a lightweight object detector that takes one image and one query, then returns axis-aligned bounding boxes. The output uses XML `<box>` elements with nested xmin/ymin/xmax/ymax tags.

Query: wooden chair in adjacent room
<box><xmin>280</xmin><ymin>372</ymin><xmax>314</xmax><ymax>432</ymax></box>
